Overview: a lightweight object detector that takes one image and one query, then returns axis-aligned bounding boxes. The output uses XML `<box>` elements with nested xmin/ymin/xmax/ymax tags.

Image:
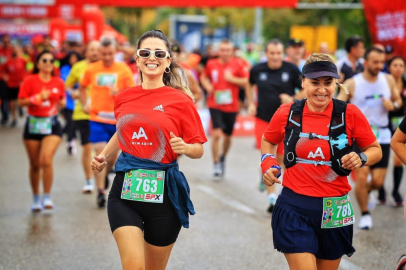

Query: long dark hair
<box><xmin>32</xmin><ymin>50</ymin><xmax>55</xmax><ymax>76</ymax></box>
<box><xmin>388</xmin><ymin>56</ymin><xmax>405</xmax><ymax>69</ymax></box>
<box><xmin>136</xmin><ymin>30</ymin><xmax>194</xmax><ymax>100</ymax></box>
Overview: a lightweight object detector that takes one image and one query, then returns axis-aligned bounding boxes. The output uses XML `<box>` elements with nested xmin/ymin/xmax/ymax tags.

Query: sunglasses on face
<box><xmin>41</xmin><ymin>58</ymin><xmax>54</xmax><ymax>64</ymax></box>
<box><xmin>137</xmin><ymin>49</ymin><xmax>170</xmax><ymax>59</ymax></box>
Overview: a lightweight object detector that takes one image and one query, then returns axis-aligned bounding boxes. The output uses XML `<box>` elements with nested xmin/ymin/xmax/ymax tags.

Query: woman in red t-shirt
<box><xmin>18</xmin><ymin>50</ymin><xmax>66</xmax><ymax>212</ymax></box>
<box><xmin>261</xmin><ymin>53</ymin><xmax>382</xmax><ymax>270</ymax></box>
<box><xmin>91</xmin><ymin>30</ymin><xmax>207</xmax><ymax>270</ymax></box>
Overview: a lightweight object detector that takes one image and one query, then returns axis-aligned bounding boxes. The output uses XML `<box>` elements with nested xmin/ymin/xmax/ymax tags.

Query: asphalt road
<box><xmin>0</xmin><ymin>120</ymin><xmax>405</xmax><ymax>270</ymax></box>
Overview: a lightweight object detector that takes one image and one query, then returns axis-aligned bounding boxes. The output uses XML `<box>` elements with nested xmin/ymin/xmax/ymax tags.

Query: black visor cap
<box><xmin>302</xmin><ymin>61</ymin><xmax>341</xmax><ymax>79</ymax></box>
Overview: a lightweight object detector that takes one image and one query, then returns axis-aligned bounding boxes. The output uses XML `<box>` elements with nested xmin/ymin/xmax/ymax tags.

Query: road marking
<box><xmin>340</xmin><ymin>259</ymin><xmax>364</xmax><ymax>270</ymax></box>
<box><xmin>196</xmin><ymin>185</ymin><xmax>257</xmax><ymax>215</ymax></box>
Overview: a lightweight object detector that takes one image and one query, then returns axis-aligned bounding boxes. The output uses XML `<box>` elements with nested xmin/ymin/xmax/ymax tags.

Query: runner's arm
<box><xmin>245</xmin><ymin>83</ymin><xmax>256</xmax><ymax>116</ymax></box>
<box><xmin>336</xmin><ymin>78</ymin><xmax>353</xmax><ymax>101</ymax></box>
<box><xmin>341</xmin><ymin>141</ymin><xmax>381</xmax><ymax>170</ymax></box>
<box><xmin>261</xmin><ymin>136</ymin><xmax>281</xmax><ymax>186</ymax></box>
<box><xmin>186</xmin><ymin>70</ymin><xmax>202</xmax><ymax>102</ymax></box>
<box><xmin>391</xmin><ymin>128</ymin><xmax>406</xmax><ymax>165</ymax></box>
<box><xmin>224</xmin><ymin>74</ymin><xmax>248</xmax><ymax>88</ymax></box>
<box><xmin>79</xmin><ymin>84</ymin><xmax>89</xmax><ymax>113</ymax></box>
<box><xmin>200</xmin><ymin>73</ymin><xmax>214</xmax><ymax>94</ymax></box>
<box><xmin>99</xmin><ymin>133</ymin><xmax>121</xmax><ymax>159</ymax></box>
<box><xmin>387</xmin><ymin>74</ymin><xmax>403</xmax><ymax>110</ymax></box>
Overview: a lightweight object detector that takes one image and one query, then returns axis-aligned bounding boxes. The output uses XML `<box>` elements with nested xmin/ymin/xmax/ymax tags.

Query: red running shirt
<box><xmin>204</xmin><ymin>58</ymin><xmax>249</xmax><ymax>112</ymax></box>
<box><xmin>114</xmin><ymin>85</ymin><xmax>208</xmax><ymax>164</ymax></box>
<box><xmin>18</xmin><ymin>74</ymin><xmax>65</xmax><ymax>117</ymax></box>
<box><xmin>264</xmin><ymin>100</ymin><xmax>376</xmax><ymax>197</ymax></box>
<box><xmin>4</xmin><ymin>57</ymin><xmax>26</xmax><ymax>88</ymax></box>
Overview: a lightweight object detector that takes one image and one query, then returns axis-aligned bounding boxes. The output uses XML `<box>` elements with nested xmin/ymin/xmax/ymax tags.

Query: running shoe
<box><xmin>43</xmin><ymin>197</ymin><xmax>54</xmax><ymax>210</ymax></box>
<box><xmin>396</xmin><ymin>254</ymin><xmax>406</xmax><ymax>270</ymax></box>
<box><xmin>97</xmin><ymin>192</ymin><xmax>106</xmax><ymax>208</ymax></box>
<box><xmin>358</xmin><ymin>214</ymin><xmax>373</xmax><ymax>230</ymax></box>
<box><xmin>31</xmin><ymin>201</ymin><xmax>42</xmax><ymax>212</ymax></box>
<box><xmin>259</xmin><ymin>176</ymin><xmax>266</xmax><ymax>192</ymax></box>
<box><xmin>67</xmin><ymin>140</ymin><xmax>77</xmax><ymax>156</ymax></box>
<box><xmin>267</xmin><ymin>193</ymin><xmax>277</xmax><ymax>214</ymax></box>
<box><xmin>393</xmin><ymin>192</ymin><xmax>404</xmax><ymax>207</ymax></box>
<box><xmin>10</xmin><ymin>119</ymin><xmax>17</xmax><ymax>127</ymax></box>
<box><xmin>213</xmin><ymin>163</ymin><xmax>222</xmax><ymax>178</ymax></box>
<box><xmin>368</xmin><ymin>192</ymin><xmax>377</xmax><ymax>211</ymax></box>
<box><xmin>219</xmin><ymin>155</ymin><xmax>225</xmax><ymax>176</ymax></box>
<box><xmin>82</xmin><ymin>179</ymin><xmax>95</xmax><ymax>194</ymax></box>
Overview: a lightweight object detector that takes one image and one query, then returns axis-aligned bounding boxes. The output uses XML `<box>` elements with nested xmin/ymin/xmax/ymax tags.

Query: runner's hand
<box><xmin>169</xmin><ymin>132</ymin><xmax>188</xmax><ymax>155</ymax></box>
<box><xmin>40</xmin><ymin>88</ymin><xmax>50</xmax><ymax>100</ymax></box>
<box><xmin>71</xmin><ymin>90</ymin><xmax>80</xmax><ymax>99</ymax></box>
<box><xmin>83</xmin><ymin>104</ymin><xmax>90</xmax><ymax>114</ymax></box>
<box><xmin>91</xmin><ymin>155</ymin><xmax>107</xmax><ymax>173</ymax></box>
<box><xmin>247</xmin><ymin>103</ymin><xmax>256</xmax><ymax>116</ymax></box>
<box><xmin>224</xmin><ymin>71</ymin><xmax>234</xmax><ymax>83</ymax></box>
<box><xmin>263</xmin><ymin>168</ymin><xmax>282</xmax><ymax>186</ymax></box>
<box><xmin>341</xmin><ymin>152</ymin><xmax>362</xmax><ymax>170</ymax></box>
<box><xmin>279</xmin><ymin>94</ymin><xmax>294</xmax><ymax>104</ymax></box>
<box><xmin>382</xmin><ymin>97</ymin><xmax>394</xmax><ymax>111</ymax></box>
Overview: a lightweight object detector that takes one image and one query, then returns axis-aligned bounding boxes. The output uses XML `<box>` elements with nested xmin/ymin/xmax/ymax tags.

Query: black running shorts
<box><xmin>209</xmin><ymin>108</ymin><xmax>238</xmax><ymax>136</ymax></box>
<box><xmin>107</xmin><ymin>172</ymin><xmax>182</xmax><ymax>247</ymax></box>
<box><xmin>23</xmin><ymin>116</ymin><xmax>62</xmax><ymax>141</ymax></box>
<box><xmin>74</xmin><ymin>120</ymin><xmax>90</xmax><ymax>145</ymax></box>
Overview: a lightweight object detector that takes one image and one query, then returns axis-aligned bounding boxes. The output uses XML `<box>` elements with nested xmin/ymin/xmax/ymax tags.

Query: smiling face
<box><xmin>37</xmin><ymin>52</ymin><xmax>54</xmax><ymax>74</ymax></box>
<box><xmin>302</xmin><ymin>76</ymin><xmax>335</xmax><ymax>112</ymax></box>
<box><xmin>136</xmin><ymin>37</ymin><xmax>172</xmax><ymax>81</ymax></box>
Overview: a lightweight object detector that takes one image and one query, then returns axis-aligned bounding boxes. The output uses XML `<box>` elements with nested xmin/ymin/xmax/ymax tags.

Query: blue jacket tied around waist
<box><xmin>115</xmin><ymin>152</ymin><xmax>195</xmax><ymax>228</ymax></box>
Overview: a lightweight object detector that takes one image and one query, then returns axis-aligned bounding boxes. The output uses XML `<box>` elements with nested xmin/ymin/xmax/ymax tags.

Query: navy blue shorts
<box><xmin>272</xmin><ymin>187</ymin><xmax>355</xmax><ymax>260</ymax></box>
<box><xmin>89</xmin><ymin>121</ymin><xmax>116</xmax><ymax>144</ymax></box>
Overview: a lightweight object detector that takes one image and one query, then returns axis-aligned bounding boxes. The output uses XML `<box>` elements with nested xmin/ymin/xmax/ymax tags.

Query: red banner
<box><xmin>57</xmin><ymin>0</ymin><xmax>297</xmax><ymax>8</ymax></box>
<box><xmin>0</xmin><ymin>22</ymin><xmax>48</xmax><ymax>35</ymax></box>
<box><xmin>363</xmin><ymin>0</ymin><xmax>406</xmax><ymax>59</ymax></box>
<box><xmin>0</xmin><ymin>3</ymin><xmax>81</xmax><ymax>19</ymax></box>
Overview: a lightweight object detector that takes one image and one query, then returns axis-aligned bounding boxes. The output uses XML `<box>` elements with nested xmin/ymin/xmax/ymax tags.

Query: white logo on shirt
<box><xmin>259</xmin><ymin>72</ymin><xmax>268</xmax><ymax>81</ymax></box>
<box><xmin>153</xmin><ymin>105</ymin><xmax>164</xmax><ymax>112</ymax></box>
<box><xmin>132</xmin><ymin>127</ymin><xmax>149</xmax><ymax>140</ymax></box>
<box><xmin>52</xmin><ymin>87</ymin><xmax>59</xmax><ymax>94</ymax></box>
<box><xmin>281</xmin><ymin>72</ymin><xmax>289</xmax><ymax>82</ymax></box>
<box><xmin>308</xmin><ymin>147</ymin><xmax>325</xmax><ymax>159</ymax></box>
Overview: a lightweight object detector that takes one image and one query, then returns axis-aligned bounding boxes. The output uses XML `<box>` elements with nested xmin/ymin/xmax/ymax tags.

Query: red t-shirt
<box><xmin>18</xmin><ymin>74</ymin><xmax>65</xmax><ymax>117</ymax></box>
<box><xmin>0</xmin><ymin>46</ymin><xmax>12</xmax><ymax>77</ymax></box>
<box><xmin>204</xmin><ymin>58</ymin><xmax>249</xmax><ymax>112</ymax></box>
<box><xmin>4</xmin><ymin>57</ymin><xmax>26</xmax><ymax>88</ymax></box>
<box><xmin>114</xmin><ymin>85</ymin><xmax>208</xmax><ymax>164</ymax></box>
<box><xmin>264</xmin><ymin>100</ymin><xmax>376</xmax><ymax>197</ymax></box>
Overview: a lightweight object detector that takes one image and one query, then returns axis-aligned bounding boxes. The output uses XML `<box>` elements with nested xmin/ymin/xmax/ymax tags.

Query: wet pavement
<box><xmin>1</xmin><ymin>119</ymin><xmax>405</xmax><ymax>270</ymax></box>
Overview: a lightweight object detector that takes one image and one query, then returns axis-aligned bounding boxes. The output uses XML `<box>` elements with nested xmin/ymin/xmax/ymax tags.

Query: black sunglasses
<box><xmin>42</xmin><ymin>58</ymin><xmax>55</xmax><ymax>64</ymax></box>
<box><xmin>137</xmin><ymin>49</ymin><xmax>170</xmax><ymax>59</ymax></box>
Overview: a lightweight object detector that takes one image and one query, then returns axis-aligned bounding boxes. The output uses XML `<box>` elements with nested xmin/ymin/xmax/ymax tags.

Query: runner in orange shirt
<box><xmin>79</xmin><ymin>37</ymin><xmax>135</xmax><ymax>208</ymax></box>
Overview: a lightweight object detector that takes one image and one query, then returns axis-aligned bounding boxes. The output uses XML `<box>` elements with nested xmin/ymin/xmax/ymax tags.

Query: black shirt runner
<box><xmin>249</xmin><ymin>61</ymin><xmax>301</xmax><ymax>122</ymax></box>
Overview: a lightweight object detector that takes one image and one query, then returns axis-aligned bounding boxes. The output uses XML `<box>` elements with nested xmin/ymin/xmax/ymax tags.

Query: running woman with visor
<box><xmin>261</xmin><ymin>53</ymin><xmax>381</xmax><ymax>270</ymax></box>
<box><xmin>91</xmin><ymin>30</ymin><xmax>207</xmax><ymax>270</ymax></box>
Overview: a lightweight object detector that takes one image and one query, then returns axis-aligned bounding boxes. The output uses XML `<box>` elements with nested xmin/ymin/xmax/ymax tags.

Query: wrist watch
<box><xmin>358</xmin><ymin>152</ymin><xmax>367</xmax><ymax>167</ymax></box>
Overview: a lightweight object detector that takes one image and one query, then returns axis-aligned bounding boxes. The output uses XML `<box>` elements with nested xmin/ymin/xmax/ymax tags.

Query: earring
<box><xmin>165</xmin><ymin>67</ymin><xmax>171</xmax><ymax>73</ymax></box>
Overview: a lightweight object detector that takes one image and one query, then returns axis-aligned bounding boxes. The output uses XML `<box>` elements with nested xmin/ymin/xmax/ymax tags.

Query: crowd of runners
<box><xmin>1</xmin><ymin>30</ymin><xmax>406</xmax><ymax>270</ymax></box>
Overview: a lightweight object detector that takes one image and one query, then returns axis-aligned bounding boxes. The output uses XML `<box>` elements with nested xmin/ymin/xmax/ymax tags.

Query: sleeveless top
<box><xmin>351</xmin><ymin>72</ymin><xmax>391</xmax><ymax>144</ymax></box>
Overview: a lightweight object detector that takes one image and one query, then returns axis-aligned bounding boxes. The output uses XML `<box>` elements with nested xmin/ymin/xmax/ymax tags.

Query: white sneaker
<box><xmin>31</xmin><ymin>201</ymin><xmax>42</xmax><ymax>212</ymax></box>
<box><xmin>213</xmin><ymin>163</ymin><xmax>222</xmax><ymax>179</ymax></box>
<box><xmin>368</xmin><ymin>192</ymin><xmax>376</xmax><ymax>211</ymax></box>
<box><xmin>82</xmin><ymin>179</ymin><xmax>95</xmax><ymax>194</ymax></box>
<box><xmin>43</xmin><ymin>197</ymin><xmax>54</xmax><ymax>210</ymax></box>
<box><xmin>267</xmin><ymin>193</ymin><xmax>277</xmax><ymax>213</ymax></box>
<box><xmin>358</xmin><ymin>214</ymin><xmax>373</xmax><ymax>230</ymax></box>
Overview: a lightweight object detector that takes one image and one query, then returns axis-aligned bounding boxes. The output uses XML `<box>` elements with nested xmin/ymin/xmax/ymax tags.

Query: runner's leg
<box><xmin>284</xmin><ymin>253</ymin><xmax>317</xmax><ymax>270</ymax></box>
<box><xmin>39</xmin><ymin>135</ymin><xmax>62</xmax><ymax>194</ymax></box>
<box><xmin>113</xmin><ymin>226</ymin><xmax>145</xmax><ymax>270</ymax></box>
<box><xmin>82</xmin><ymin>143</ymin><xmax>92</xmax><ymax>180</ymax></box>
<box><xmin>369</xmin><ymin>168</ymin><xmax>387</xmax><ymax>191</ymax></box>
<box><xmin>211</xmin><ymin>128</ymin><xmax>222</xmax><ymax>164</ymax></box>
<box><xmin>93</xmin><ymin>142</ymin><xmax>108</xmax><ymax>191</ymax></box>
<box><xmin>316</xmin><ymin>258</ymin><xmax>342</xmax><ymax>270</ymax></box>
<box><xmin>355</xmin><ymin>166</ymin><xmax>370</xmax><ymax>212</ymax></box>
<box><xmin>23</xmin><ymin>139</ymin><xmax>41</xmax><ymax>194</ymax></box>
<box><xmin>222</xmin><ymin>135</ymin><xmax>232</xmax><ymax>157</ymax></box>
<box><xmin>145</xmin><ymin>241</ymin><xmax>176</xmax><ymax>270</ymax></box>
